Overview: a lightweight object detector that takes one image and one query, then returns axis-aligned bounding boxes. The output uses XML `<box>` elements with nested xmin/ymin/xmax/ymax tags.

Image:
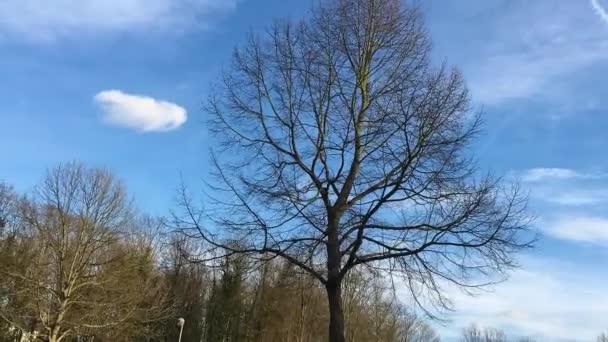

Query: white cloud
<box><xmin>464</xmin><ymin>1</ymin><xmax>608</xmax><ymax>105</ymax></box>
<box><xmin>520</xmin><ymin>168</ymin><xmax>582</xmax><ymax>182</ymax></box>
<box><xmin>511</xmin><ymin>168</ymin><xmax>608</xmax><ymax>208</ymax></box>
<box><xmin>517</xmin><ymin>168</ymin><xmax>608</xmax><ymax>206</ymax></box>
<box><xmin>441</xmin><ymin>167</ymin><xmax>608</xmax><ymax>340</ymax></box>
<box><xmin>440</xmin><ymin>257</ymin><xmax>608</xmax><ymax>341</ymax></box>
<box><xmin>0</xmin><ymin>0</ymin><xmax>237</xmax><ymax>41</ymax></box>
<box><xmin>546</xmin><ymin>216</ymin><xmax>608</xmax><ymax>246</ymax></box>
<box><xmin>519</xmin><ymin>167</ymin><xmax>608</xmax><ymax>183</ymax></box>
<box><xmin>532</xmin><ymin>188</ymin><xmax>608</xmax><ymax>206</ymax></box>
<box><xmin>591</xmin><ymin>0</ymin><xmax>608</xmax><ymax>25</ymax></box>
<box><xmin>469</xmin><ymin>44</ymin><xmax>608</xmax><ymax>105</ymax></box>
<box><xmin>94</xmin><ymin>90</ymin><xmax>187</xmax><ymax>132</ymax></box>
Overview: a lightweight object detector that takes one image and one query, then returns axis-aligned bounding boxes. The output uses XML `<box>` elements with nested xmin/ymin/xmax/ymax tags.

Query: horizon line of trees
<box><xmin>0</xmin><ymin>163</ymin><xmax>442</xmax><ymax>342</ymax></box>
<box><xmin>1</xmin><ymin>164</ymin><xmax>606</xmax><ymax>342</ymax></box>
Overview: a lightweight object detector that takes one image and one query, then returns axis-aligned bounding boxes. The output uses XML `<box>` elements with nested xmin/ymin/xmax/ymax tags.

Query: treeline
<box><xmin>0</xmin><ymin>163</ymin><xmax>439</xmax><ymax>342</ymax></box>
<box><xmin>2</xmin><ymin>165</ymin><xmax>607</xmax><ymax>342</ymax></box>
<box><xmin>167</xmin><ymin>250</ymin><xmax>440</xmax><ymax>342</ymax></box>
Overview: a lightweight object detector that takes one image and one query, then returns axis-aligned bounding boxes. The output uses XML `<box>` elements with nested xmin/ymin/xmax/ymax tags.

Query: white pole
<box><xmin>177</xmin><ymin>318</ymin><xmax>185</xmax><ymax>342</ymax></box>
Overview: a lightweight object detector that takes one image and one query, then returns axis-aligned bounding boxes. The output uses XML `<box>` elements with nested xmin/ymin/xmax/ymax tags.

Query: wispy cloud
<box><xmin>520</xmin><ymin>168</ymin><xmax>582</xmax><ymax>182</ymax></box>
<box><xmin>441</xmin><ymin>257</ymin><xmax>608</xmax><ymax>341</ymax></box>
<box><xmin>545</xmin><ymin>215</ymin><xmax>608</xmax><ymax>246</ymax></box>
<box><xmin>516</xmin><ymin>167</ymin><xmax>608</xmax><ymax>206</ymax></box>
<box><xmin>464</xmin><ymin>1</ymin><xmax>608</xmax><ymax>106</ymax></box>
<box><xmin>515</xmin><ymin>167</ymin><xmax>608</xmax><ymax>245</ymax></box>
<box><xmin>434</xmin><ymin>169</ymin><xmax>608</xmax><ymax>339</ymax></box>
<box><xmin>94</xmin><ymin>90</ymin><xmax>187</xmax><ymax>132</ymax></box>
<box><xmin>469</xmin><ymin>45</ymin><xmax>608</xmax><ymax>105</ymax></box>
<box><xmin>0</xmin><ymin>0</ymin><xmax>237</xmax><ymax>42</ymax></box>
<box><xmin>591</xmin><ymin>0</ymin><xmax>608</xmax><ymax>24</ymax></box>
<box><xmin>519</xmin><ymin>167</ymin><xmax>607</xmax><ymax>183</ymax></box>
<box><xmin>536</xmin><ymin>189</ymin><xmax>608</xmax><ymax>206</ymax></box>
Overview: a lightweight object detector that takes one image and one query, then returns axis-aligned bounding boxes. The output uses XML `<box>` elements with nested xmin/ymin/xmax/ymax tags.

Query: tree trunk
<box><xmin>49</xmin><ymin>324</ymin><xmax>62</xmax><ymax>342</ymax></box>
<box><xmin>326</xmin><ymin>212</ymin><xmax>345</xmax><ymax>342</ymax></box>
<box><xmin>325</xmin><ymin>281</ymin><xmax>345</xmax><ymax>342</ymax></box>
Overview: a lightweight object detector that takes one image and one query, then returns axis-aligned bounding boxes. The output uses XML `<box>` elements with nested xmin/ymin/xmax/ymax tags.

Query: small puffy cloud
<box><xmin>94</xmin><ymin>90</ymin><xmax>187</xmax><ymax>132</ymax></box>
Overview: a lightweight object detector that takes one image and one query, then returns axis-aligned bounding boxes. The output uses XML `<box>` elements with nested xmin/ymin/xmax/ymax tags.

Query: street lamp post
<box><xmin>177</xmin><ymin>318</ymin><xmax>185</xmax><ymax>342</ymax></box>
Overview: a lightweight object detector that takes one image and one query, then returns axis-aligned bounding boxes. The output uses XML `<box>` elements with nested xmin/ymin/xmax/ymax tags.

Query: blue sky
<box><xmin>1</xmin><ymin>0</ymin><xmax>608</xmax><ymax>340</ymax></box>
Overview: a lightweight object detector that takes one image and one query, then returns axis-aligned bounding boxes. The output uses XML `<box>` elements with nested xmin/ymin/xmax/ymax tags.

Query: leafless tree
<box><xmin>516</xmin><ymin>338</ymin><xmax>535</xmax><ymax>342</ymax></box>
<box><xmin>461</xmin><ymin>325</ymin><xmax>509</xmax><ymax>342</ymax></box>
<box><xmin>399</xmin><ymin>310</ymin><xmax>440</xmax><ymax>342</ymax></box>
<box><xmin>483</xmin><ymin>328</ymin><xmax>507</xmax><ymax>342</ymax></box>
<box><xmin>0</xmin><ymin>163</ymin><xmax>166</xmax><ymax>342</ymax></box>
<box><xmin>0</xmin><ymin>181</ymin><xmax>23</xmax><ymax>340</ymax></box>
<box><xmin>461</xmin><ymin>325</ymin><xmax>483</xmax><ymax>342</ymax></box>
<box><xmin>177</xmin><ymin>0</ymin><xmax>533</xmax><ymax>341</ymax></box>
<box><xmin>0</xmin><ymin>181</ymin><xmax>18</xmax><ymax>235</ymax></box>
<box><xmin>598</xmin><ymin>332</ymin><xmax>608</xmax><ymax>342</ymax></box>
<box><xmin>341</xmin><ymin>268</ymin><xmax>439</xmax><ymax>342</ymax></box>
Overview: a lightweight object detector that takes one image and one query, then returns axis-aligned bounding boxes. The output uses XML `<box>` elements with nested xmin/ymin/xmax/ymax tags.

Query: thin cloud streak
<box><xmin>519</xmin><ymin>167</ymin><xmax>608</xmax><ymax>182</ymax></box>
<box><xmin>535</xmin><ymin>189</ymin><xmax>608</xmax><ymax>206</ymax></box>
<box><xmin>441</xmin><ymin>257</ymin><xmax>608</xmax><ymax>341</ymax></box>
<box><xmin>591</xmin><ymin>0</ymin><xmax>608</xmax><ymax>24</ymax></box>
<box><xmin>462</xmin><ymin>1</ymin><xmax>608</xmax><ymax>106</ymax></box>
<box><xmin>546</xmin><ymin>215</ymin><xmax>608</xmax><ymax>246</ymax></box>
<box><xmin>520</xmin><ymin>168</ymin><xmax>581</xmax><ymax>182</ymax></box>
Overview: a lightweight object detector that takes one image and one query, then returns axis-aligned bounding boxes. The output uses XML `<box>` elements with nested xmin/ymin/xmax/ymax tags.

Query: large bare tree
<box><xmin>177</xmin><ymin>0</ymin><xmax>533</xmax><ymax>341</ymax></box>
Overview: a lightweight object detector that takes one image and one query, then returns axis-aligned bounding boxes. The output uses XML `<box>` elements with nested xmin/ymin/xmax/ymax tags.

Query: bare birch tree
<box><xmin>177</xmin><ymin>0</ymin><xmax>534</xmax><ymax>341</ymax></box>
